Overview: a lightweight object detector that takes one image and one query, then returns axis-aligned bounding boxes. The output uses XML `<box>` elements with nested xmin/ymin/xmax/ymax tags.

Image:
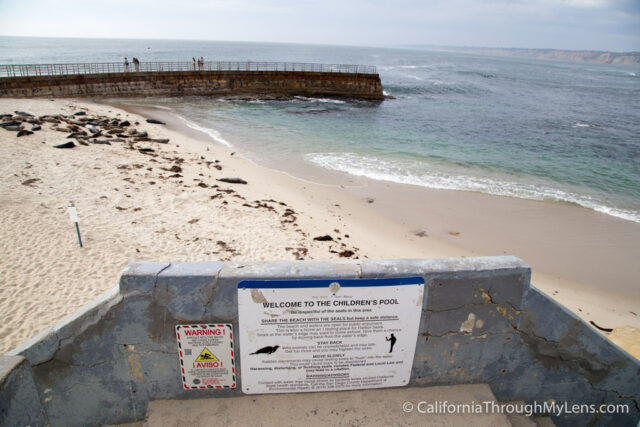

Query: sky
<box><xmin>0</xmin><ymin>0</ymin><xmax>638</xmax><ymax>52</ymax></box>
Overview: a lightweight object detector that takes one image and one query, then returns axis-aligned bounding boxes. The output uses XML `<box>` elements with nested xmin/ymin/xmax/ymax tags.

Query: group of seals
<box><xmin>0</xmin><ymin>110</ymin><xmax>40</xmax><ymax>137</ymax></box>
<box><xmin>1</xmin><ymin>109</ymin><xmax>171</xmax><ymax>150</ymax></box>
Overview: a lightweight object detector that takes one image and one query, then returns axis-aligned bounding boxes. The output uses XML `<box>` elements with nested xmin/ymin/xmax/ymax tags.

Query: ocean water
<box><xmin>1</xmin><ymin>36</ymin><xmax>639</xmax><ymax>222</ymax></box>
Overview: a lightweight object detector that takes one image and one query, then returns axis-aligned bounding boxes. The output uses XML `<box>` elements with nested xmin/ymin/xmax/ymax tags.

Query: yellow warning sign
<box><xmin>195</xmin><ymin>347</ymin><xmax>219</xmax><ymax>362</ymax></box>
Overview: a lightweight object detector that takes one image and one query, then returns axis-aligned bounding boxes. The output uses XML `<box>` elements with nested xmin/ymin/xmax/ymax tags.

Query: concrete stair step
<box><xmin>134</xmin><ymin>384</ymin><xmax>511</xmax><ymax>427</ymax></box>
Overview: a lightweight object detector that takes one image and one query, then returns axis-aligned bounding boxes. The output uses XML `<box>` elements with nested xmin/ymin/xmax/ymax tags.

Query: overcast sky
<box><xmin>0</xmin><ymin>0</ymin><xmax>638</xmax><ymax>52</ymax></box>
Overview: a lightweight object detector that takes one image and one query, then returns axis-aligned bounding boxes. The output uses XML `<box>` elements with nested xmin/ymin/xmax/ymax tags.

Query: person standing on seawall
<box><xmin>124</xmin><ymin>57</ymin><xmax>129</xmax><ymax>72</ymax></box>
<box><xmin>193</xmin><ymin>57</ymin><xmax>196</xmax><ymax>71</ymax></box>
<box><xmin>133</xmin><ymin>57</ymin><xmax>140</xmax><ymax>72</ymax></box>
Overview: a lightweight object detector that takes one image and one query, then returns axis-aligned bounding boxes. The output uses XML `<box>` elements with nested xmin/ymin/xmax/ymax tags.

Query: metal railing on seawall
<box><xmin>0</xmin><ymin>61</ymin><xmax>377</xmax><ymax>78</ymax></box>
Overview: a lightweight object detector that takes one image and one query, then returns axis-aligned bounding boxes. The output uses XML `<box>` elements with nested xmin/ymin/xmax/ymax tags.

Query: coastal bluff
<box><xmin>0</xmin><ymin>61</ymin><xmax>384</xmax><ymax>100</ymax></box>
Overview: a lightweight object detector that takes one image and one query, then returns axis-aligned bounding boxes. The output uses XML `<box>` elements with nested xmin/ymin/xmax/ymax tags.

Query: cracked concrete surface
<box><xmin>1</xmin><ymin>257</ymin><xmax>638</xmax><ymax>426</ymax></box>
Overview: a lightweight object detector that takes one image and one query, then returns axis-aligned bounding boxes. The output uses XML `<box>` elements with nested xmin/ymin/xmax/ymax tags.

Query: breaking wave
<box><xmin>177</xmin><ymin>115</ymin><xmax>233</xmax><ymax>148</ymax></box>
<box><xmin>306</xmin><ymin>152</ymin><xmax>640</xmax><ymax>223</ymax></box>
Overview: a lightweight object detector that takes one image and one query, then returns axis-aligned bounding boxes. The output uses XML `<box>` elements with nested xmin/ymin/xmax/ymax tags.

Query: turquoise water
<box><xmin>1</xmin><ymin>36</ymin><xmax>639</xmax><ymax>222</ymax></box>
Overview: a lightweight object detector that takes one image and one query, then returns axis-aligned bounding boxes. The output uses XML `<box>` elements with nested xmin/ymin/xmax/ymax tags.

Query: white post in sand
<box><xmin>67</xmin><ymin>202</ymin><xmax>83</xmax><ymax>248</ymax></box>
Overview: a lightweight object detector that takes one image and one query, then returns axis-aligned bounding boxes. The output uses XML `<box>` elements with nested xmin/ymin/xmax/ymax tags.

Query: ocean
<box><xmin>1</xmin><ymin>36</ymin><xmax>639</xmax><ymax>223</ymax></box>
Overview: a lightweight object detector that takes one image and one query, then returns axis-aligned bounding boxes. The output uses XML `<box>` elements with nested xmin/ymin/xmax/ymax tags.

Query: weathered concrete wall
<box><xmin>0</xmin><ymin>355</ymin><xmax>48</xmax><ymax>426</ymax></box>
<box><xmin>0</xmin><ymin>71</ymin><xmax>384</xmax><ymax>100</ymax></box>
<box><xmin>3</xmin><ymin>257</ymin><xmax>639</xmax><ymax>426</ymax></box>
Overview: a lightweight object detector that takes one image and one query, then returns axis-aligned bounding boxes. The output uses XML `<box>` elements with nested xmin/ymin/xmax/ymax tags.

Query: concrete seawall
<box><xmin>1</xmin><ymin>257</ymin><xmax>638</xmax><ymax>426</ymax></box>
<box><xmin>0</xmin><ymin>70</ymin><xmax>384</xmax><ymax>100</ymax></box>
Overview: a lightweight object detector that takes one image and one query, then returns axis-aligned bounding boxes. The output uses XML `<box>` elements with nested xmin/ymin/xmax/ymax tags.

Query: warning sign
<box><xmin>196</xmin><ymin>348</ymin><xmax>219</xmax><ymax>362</ymax></box>
<box><xmin>175</xmin><ymin>324</ymin><xmax>236</xmax><ymax>390</ymax></box>
<box><xmin>238</xmin><ymin>277</ymin><xmax>424</xmax><ymax>394</ymax></box>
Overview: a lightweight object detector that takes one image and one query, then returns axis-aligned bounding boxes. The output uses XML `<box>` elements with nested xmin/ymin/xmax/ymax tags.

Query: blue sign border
<box><xmin>238</xmin><ymin>277</ymin><xmax>424</xmax><ymax>289</ymax></box>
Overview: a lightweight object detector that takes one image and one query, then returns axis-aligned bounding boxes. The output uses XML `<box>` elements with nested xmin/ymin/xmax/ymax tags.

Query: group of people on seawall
<box><xmin>123</xmin><ymin>57</ymin><xmax>140</xmax><ymax>72</ymax></box>
<box><xmin>193</xmin><ymin>57</ymin><xmax>205</xmax><ymax>71</ymax></box>
<box><xmin>122</xmin><ymin>56</ymin><xmax>206</xmax><ymax>72</ymax></box>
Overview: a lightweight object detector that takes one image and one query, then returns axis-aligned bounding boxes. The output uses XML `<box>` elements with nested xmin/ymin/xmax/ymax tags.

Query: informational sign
<box><xmin>67</xmin><ymin>205</ymin><xmax>78</xmax><ymax>223</ymax></box>
<box><xmin>238</xmin><ymin>277</ymin><xmax>424</xmax><ymax>394</ymax></box>
<box><xmin>175</xmin><ymin>324</ymin><xmax>236</xmax><ymax>390</ymax></box>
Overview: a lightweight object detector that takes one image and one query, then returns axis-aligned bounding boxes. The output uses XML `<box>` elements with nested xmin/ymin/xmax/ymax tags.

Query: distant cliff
<box><xmin>416</xmin><ymin>46</ymin><xmax>640</xmax><ymax>65</ymax></box>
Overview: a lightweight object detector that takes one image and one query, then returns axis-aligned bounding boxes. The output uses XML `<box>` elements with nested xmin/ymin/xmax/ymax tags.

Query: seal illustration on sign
<box><xmin>386</xmin><ymin>334</ymin><xmax>397</xmax><ymax>353</ymax></box>
<box><xmin>250</xmin><ymin>345</ymin><xmax>280</xmax><ymax>355</ymax></box>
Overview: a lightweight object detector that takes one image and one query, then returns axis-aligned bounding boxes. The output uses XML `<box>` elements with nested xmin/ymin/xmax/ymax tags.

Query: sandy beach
<box><xmin>0</xmin><ymin>97</ymin><xmax>638</xmax><ymax>358</ymax></box>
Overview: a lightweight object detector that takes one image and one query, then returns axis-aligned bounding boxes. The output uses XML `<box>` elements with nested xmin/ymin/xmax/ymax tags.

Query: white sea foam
<box><xmin>152</xmin><ymin>104</ymin><xmax>173</xmax><ymax>111</ymax></box>
<box><xmin>573</xmin><ymin>123</ymin><xmax>595</xmax><ymax>128</ymax></box>
<box><xmin>403</xmin><ymin>74</ymin><xmax>424</xmax><ymax>81</ymax></box>
<box><xmin>177</xmin><ymin>115</ymin><xmax>233</xmax><ymax>148</ymax></box>
<box><xmin>306</xmin><ymin>152</ymin><xmax>640</xmax><ymax>223</ymax></box>
<box><xmin>293</xmin><ymin>96</ymin><xmax>346</xmax><ymax>104</ymax></box>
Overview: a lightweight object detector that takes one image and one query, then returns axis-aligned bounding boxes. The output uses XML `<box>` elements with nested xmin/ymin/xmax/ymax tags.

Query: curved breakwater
<box><xmin>2</xmin><ymin>37</ymin><xmax>638</xmax><ymax>223</ymax></box>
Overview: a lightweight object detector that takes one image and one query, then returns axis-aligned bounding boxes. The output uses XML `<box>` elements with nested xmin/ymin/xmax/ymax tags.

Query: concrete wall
<box><xmin>2</xmin><ymin>257</ymin><xmax>639</xmax><ymax>426</ymax></box>
<box><xmin>0</xmin><ymin>355</ymin><xmax>47</xmax><ymax>426</ymax></box>
<box><xmin>0</xmin><ymin>71</ymin><xmax>384</xmax><ymax>100</ymax></box>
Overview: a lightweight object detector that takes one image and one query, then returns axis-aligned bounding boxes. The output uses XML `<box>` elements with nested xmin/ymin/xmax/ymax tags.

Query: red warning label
<box><xmin>175</xmin><ymin>324</ymin><xmax>236</xmax><ymax>390</ymax></box>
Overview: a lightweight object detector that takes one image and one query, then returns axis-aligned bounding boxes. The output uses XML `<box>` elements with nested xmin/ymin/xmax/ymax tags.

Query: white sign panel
<box><xmin>175</xmin><ymin>324</ymin><xmax>236</xmax><ymax>390</ymax></box>
<box><xmin>67</xmin><ymin>206</ymin><xmax>79</xmax><ymax>223</ymax></box>
<box><xmin>238</xmin><ymin>277</ymin><xmax>424</xmax><ymax>394</ymax></box>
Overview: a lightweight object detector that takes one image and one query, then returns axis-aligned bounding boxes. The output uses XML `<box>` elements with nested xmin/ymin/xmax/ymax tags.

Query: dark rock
<box><xmin>339</xmin><ymin>250</ymin><xmax>355</xmax><ymax>258</ymax></box>
<box><xmin>217</xmin><ymin>177</ymin><xmax>248</xmax><ymax>184</ymax></box>
<box><xmin>138</xmin><ymin>148</ymin><xmax>155</xmax><ymax>153</ymax></box>
<box><xmin>21</xmin><ymin>178</ymin><xmax>40</xmax><ymax>186</ymax></box>
<box><xmin>146</xmin><ymin>119</ymin><xmax>166</xmax><ymax>125</ymax></box>
<box><xmin>17</xmin><ymin>130</ymin><xmax>34</xmax><ymax>137</ymax></box>
<box><xmin>74</xmin><ymin>111</ymin><xmax>86</xmax><ymax>116</ymax></box>
<box><xmin>313</xmin><ymin>235</ymin><xmax>334</xmax><ymax>241</ymax></box>
<box><xmin>54</xmin><ymin>141</ymin><xmax>75</xmax><ymax>149</ymax></box>
<box><xmin>119</xmin><ymin>120</ymin><xmax>131</xmax><ymax>127</ymax></box>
